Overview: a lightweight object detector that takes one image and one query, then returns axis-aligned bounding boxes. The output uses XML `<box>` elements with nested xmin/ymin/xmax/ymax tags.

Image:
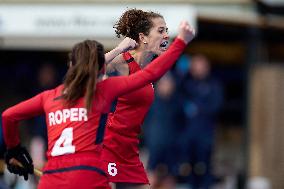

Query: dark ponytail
<box><xmin>62</xmin><ymin>40</ymin><xmax>105</xmax><ymax>113</ymax></box>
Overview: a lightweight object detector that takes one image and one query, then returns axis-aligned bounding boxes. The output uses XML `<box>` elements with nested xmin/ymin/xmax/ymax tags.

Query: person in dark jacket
<box><xmin>178</xmin><ymin>54</ymin><xmax>223</xmax><ymax>189</ymax></box>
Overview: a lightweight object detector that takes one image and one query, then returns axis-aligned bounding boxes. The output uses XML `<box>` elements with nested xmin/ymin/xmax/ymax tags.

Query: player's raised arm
<box><xmin>102</xmin><ymin>20</ymin><xmax>195</xmax><ymax>104</ymax></box>
<box><xmin>104</xmin><ymin>37</ymin><xmax>137</xmax><ymax>64</ymax></box>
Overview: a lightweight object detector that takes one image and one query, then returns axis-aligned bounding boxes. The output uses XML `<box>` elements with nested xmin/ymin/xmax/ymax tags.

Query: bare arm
<box><xmin>104</xmin><ymin>37</ymin><xmax>137</xmax><ymax>64</ymax></box>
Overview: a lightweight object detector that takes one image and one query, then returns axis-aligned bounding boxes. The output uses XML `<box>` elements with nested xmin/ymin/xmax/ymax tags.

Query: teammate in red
<box><xmin>2</xmin><ymin>20</ymin><xmax>194</xmax><ymax>189</ymax></box>
<box><xmin>101</xmin><ymin>9</ymin><xmax>195</xmax><ymax>189</ymax></box>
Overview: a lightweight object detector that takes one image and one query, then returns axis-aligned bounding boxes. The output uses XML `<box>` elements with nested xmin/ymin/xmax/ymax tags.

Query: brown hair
<box><xmin>114</xmin><ymin>8</ymin><xmax>163</xmax><ymax>41</ymax></box>
<box><xmin>62</xmin><ymin>40</ymin><xmax>105</xmax><ymax>112</ymax></box>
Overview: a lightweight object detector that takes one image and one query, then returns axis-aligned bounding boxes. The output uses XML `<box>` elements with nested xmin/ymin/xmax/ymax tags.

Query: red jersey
<box><xmin>107</xmin><ymin>52</ymin><xmax>155</xmax><ymax>137</ymax></box>
<box><xmin>2</xmin><ymin>38</ymin><xmax>186</xmax><ymax>186</ymax></box>
<box><xmin>102</xmin><ymin>52</ymin><xmax>155</xmax><ymax>183</ymax></box>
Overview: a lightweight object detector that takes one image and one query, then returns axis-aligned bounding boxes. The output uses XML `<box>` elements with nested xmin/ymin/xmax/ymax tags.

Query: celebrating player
<box><xmin>101</xmin><ymin>9</ymin><xmax>195</xmax><ymax>189</ymax></box>
<box><xmin>2</xmin><ymin>20</ymin><xmax>195</xmax><ymax>189</ymax></box>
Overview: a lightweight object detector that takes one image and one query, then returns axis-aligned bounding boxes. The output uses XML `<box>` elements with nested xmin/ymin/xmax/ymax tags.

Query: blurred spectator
<box><xmin>178</xmin><ymin>54</ymin><xmax>223</xmax><ymax>189</ymax></box>
<box><xmin>28</xmin><ymin>63</ymin><xmax>60</xmax><ymax>188</ymax></box>
<box><xmin>31</xmin><ymin>63</ymin><xmax>59</xmax><ymax>141</ymax></box>
<box><xmin>36</xmin><ymin>63</ymin><xmax>59</xmax><ymax>91</ymax></box>
<box><xmin>1</xmin><ymin>63</ymin><xmax>59</xmax><ymax>189</ymax></box>
<box><xmin>143</xmin><ymin>73</ymin><xmax>182</xmax><ymax>189</ymax></box>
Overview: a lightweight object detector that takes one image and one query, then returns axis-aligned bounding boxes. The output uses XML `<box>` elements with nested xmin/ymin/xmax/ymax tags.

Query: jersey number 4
<box><xmin>51</xmin><ymin>128</ymin><xmax>76</xmax><ymax>156</ymax></box>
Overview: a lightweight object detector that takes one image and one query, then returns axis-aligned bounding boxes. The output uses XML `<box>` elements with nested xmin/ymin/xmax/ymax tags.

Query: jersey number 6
<box><xmin>108</xmin><ymin>163</ymin><xmax>118</xmax><ymax>176</ymax></box>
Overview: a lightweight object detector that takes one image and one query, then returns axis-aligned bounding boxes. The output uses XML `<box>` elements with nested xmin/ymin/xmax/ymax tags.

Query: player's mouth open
<box><xmin>160</xmin><ymin>41</ymin><xmax>169</xmax><ymax>51</ymax></box>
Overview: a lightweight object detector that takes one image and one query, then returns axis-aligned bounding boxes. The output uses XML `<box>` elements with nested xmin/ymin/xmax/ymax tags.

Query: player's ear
<box><xmin>138</xmin><ymin>33</ymin><xmax>147</xmax><ymax>44</ymax></box>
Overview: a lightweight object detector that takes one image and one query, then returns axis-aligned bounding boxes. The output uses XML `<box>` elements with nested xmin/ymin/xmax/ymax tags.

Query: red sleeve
<box><xmin>102</xmin><ymin>38</ymin><xmax>186</xmax><ymax>104</ymax></box>
<box><xmin>2</xmin><ymin>93</ymin><xmax>45</xmax><ymax>149</ymax></box>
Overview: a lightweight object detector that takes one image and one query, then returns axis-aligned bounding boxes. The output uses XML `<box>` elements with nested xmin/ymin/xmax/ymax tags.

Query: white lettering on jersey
<box><xmin>63</xmin><ymin>109</ymin><xmax>70</xmax><ymax>122</ymax></box>
<box><xmin>70</xmin><ymin>108</ymin><xmax>78</xmax><ymax>122</ymax></box>
<box><xmin>48</xmin><ymin>108</ymin><xmax>88</xmax><ymax>126</ymax></box>
<box><xmin>55</xmin><ymin>110</ymin><xmax>63</xmax><ymax>125</ymax></box>
<box><xmin>49</xmin><ymin>113</ymin><xmax>55</xmax><ymax>126</ymax></box>
<box><xmin>79</xmin><ymin>108</ymin><xmax>88</xmax><ymax>121</ymax></box>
